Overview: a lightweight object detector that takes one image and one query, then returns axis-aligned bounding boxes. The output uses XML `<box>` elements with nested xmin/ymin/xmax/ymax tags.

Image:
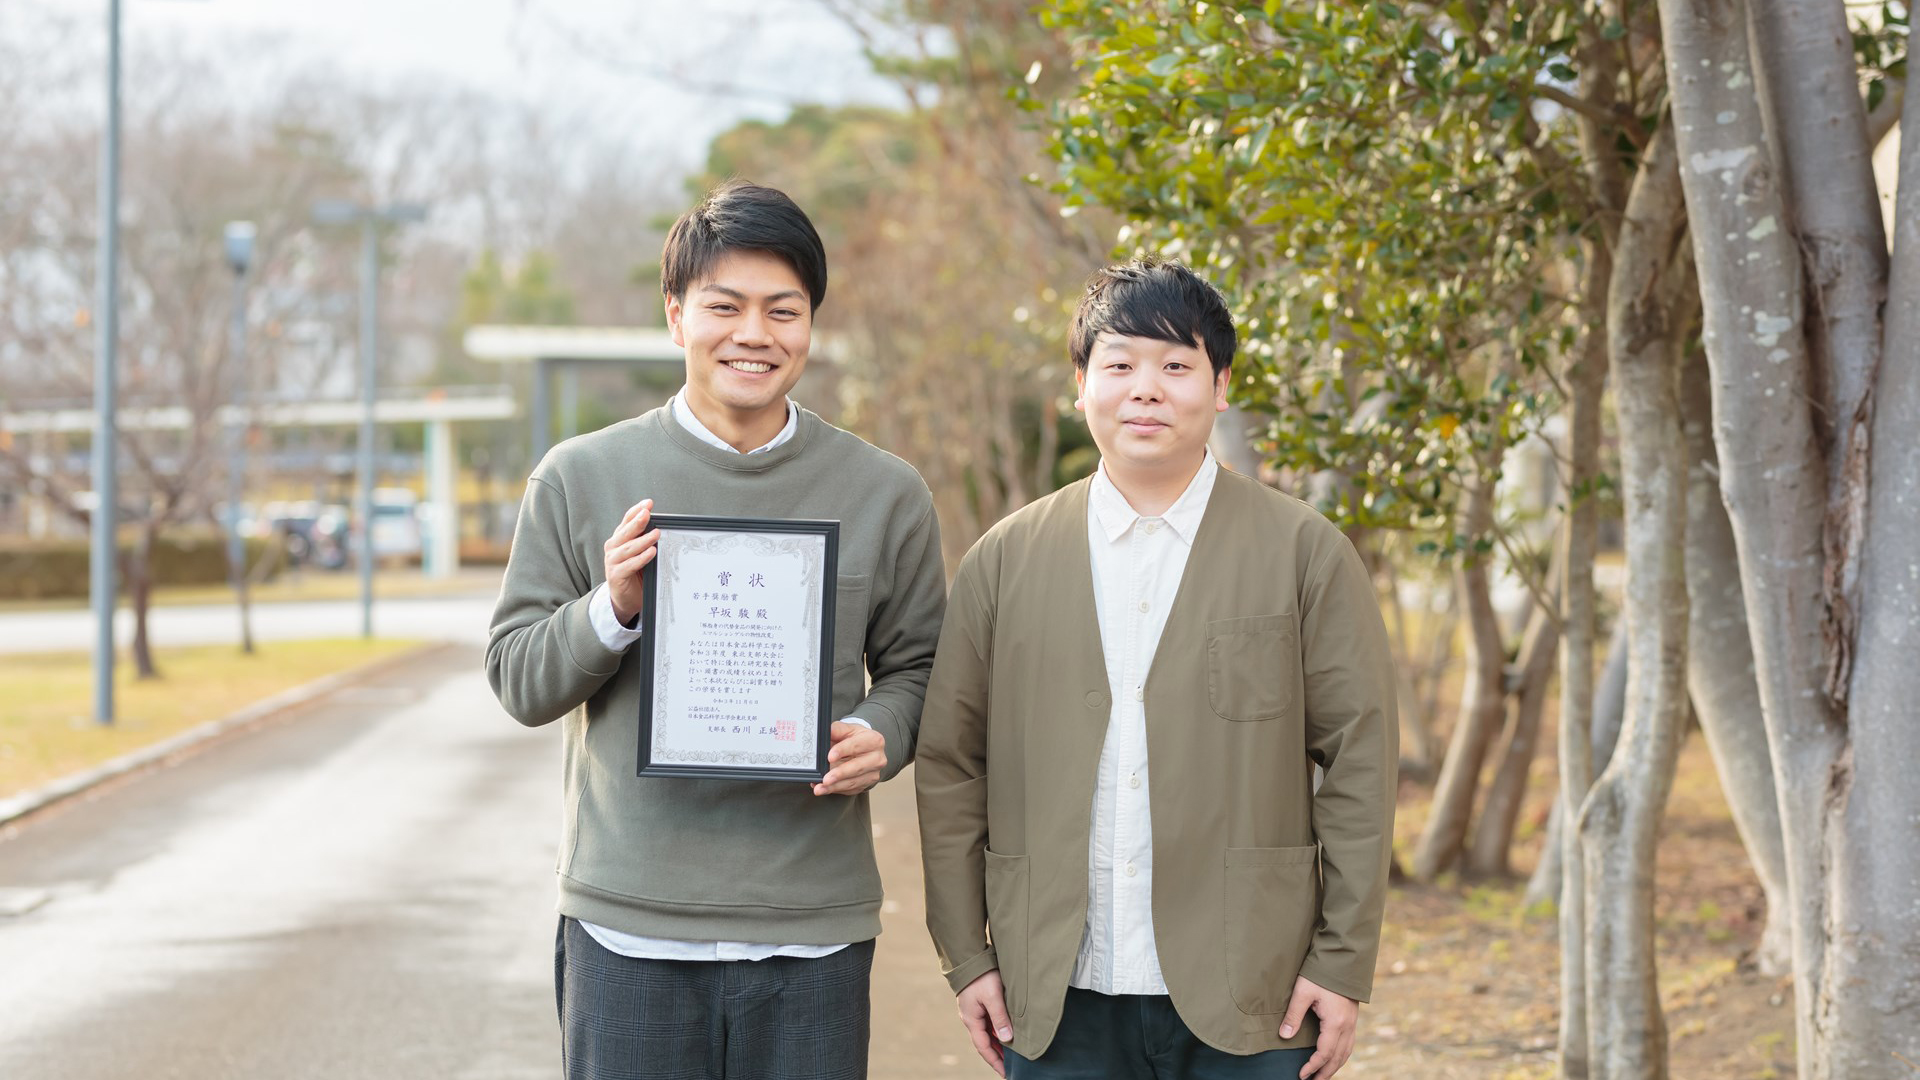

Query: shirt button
<box><xmin>1138</xmin><ymin>600</ymin><xmax>1150</xmax><ymax>613</ymax></box>
<box><xmin>1129</xmin><ymin>773</ymin><xmax>1141</xmax><ymax>789</ymax></box>
<box><xmin>1143</xmin><ymin>522</ymin><xmax>1158</xmax><ymax>535</ymax></box>
<box><xmin>1134</xmin><ymin>687</ymin><xmax>1144</xmax><ymax>702</ymax></box>
<box><xmin>1125</xmin><ymin>860</ymin><xmax>1138</xmax><ymax>877</ymax></box>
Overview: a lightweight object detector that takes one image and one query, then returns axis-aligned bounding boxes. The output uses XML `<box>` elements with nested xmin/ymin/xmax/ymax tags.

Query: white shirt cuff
<box><xmin>588</xmin><ymin>582</ymin><xmax>645</xmax><ymax>652</ymax></box>
<box><xmin>841</xmin><ymin>717</ymin><xmax>871</xmax><ymax>730</ymax></box>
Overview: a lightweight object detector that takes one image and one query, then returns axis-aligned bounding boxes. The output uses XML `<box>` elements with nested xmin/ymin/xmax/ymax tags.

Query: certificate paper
<box><xmin>636</xmin><ymin>515</ymin><xmax>838</xmax><ymax>782</ymax></box>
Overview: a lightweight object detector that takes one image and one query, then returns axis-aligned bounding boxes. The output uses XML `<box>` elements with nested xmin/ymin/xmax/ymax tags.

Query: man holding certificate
<box><xmin>487</xmin><ymin>182</ymin><xmax>946</xmax><ymax>1080</ymax></box>
<box><xmin>917</xmin><ymin>260</ymin><xmax>1397</xmax><ymax>1079</ymax></box>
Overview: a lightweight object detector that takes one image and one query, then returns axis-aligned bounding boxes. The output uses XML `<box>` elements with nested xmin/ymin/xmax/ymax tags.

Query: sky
<box><xmin>25</xmin><ymin>0</ymin><xmax>915</xmax><ymax>171</ymax></box>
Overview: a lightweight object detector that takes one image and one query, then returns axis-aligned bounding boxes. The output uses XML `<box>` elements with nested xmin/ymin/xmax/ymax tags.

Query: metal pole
<box><xmin>225</xmin><ymin>270</ymin><xmax>247</xmax><ymax>586</ymax></box>
<box><xmin>90</xmin><ymin>0</ymin><xmax>122</xmax><ymax>726</ymax></box>
<box><xmin>357</xmin><ymin>219</ymin><xmax>377</xmax><ymax>639</ymax></box>
<box><xmin>531</xmin><ymin>357</ymin><xmax>552</xmax><ymax>465</ymax></box>
<box><xmin>559</xmin><ymin>362</ymin><xmax>579</xmax><ymax>442</ymax></box>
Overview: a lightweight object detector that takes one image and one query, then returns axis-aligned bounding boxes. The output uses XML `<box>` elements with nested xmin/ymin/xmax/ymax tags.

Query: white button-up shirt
<box><xmin>1070</xmin><ymin>451</ymin><xmax>1218</xmax><ymax>995</ymax></box>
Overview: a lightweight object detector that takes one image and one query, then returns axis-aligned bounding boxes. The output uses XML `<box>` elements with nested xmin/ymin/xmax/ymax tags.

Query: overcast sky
<box><xmin>25</xmin><ymin>0</ymin><xmax>913</xmax><ymax>171</ymax></box>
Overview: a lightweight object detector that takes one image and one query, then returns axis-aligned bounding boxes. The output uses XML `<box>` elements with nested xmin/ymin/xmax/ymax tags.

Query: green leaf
<box><xmin>1146</xmin><ymin>52</ymin><xmax>1185</xmax><ymax>77</ymax></box>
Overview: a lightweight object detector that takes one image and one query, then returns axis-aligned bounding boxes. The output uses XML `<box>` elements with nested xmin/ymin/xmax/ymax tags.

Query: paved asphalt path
<box><xmin>0</xmin><ymin>644</ymin><xmax>980</xmax><ymax>1079</ymax></box>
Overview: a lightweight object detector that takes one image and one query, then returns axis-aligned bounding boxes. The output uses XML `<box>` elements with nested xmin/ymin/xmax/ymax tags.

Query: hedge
<box><xmin>0</xmin><ymin>531</ymin><xmax>282</xmax><ymax>601</ymax></box>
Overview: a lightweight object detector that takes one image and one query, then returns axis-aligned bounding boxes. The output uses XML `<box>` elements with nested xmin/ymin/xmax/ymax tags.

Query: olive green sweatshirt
<box><xmin>486</xmin><ymin>405</ymin><xmax>945</xmax><ymax>944</ymax></box>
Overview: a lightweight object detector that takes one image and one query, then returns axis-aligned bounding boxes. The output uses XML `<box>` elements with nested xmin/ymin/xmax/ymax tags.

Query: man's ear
<box><xmin>1073</xmin><ymin>366</ymin><xmax>1087</xmax><ymax>411</ymax></box>
<box><xmin>1214</xmin><ymin>367</ymin><xmax>1231</xmax><ymax>413</ymax></box>
<box><xmin>665</xmin><ymin>294</ymin><xmax>685</xmax><ymax>347</ymax></box>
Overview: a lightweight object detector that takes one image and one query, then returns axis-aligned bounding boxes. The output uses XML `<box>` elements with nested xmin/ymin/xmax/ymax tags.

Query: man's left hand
<box><xmin>811</xmin><ymin>722</ymin><xmax>887</xmax><ymax>796</ymax></box>
<box><xmin>1279</xmin><ymin>975</ymin><xmax>1358</xmax><ymax>1079</ymax></box>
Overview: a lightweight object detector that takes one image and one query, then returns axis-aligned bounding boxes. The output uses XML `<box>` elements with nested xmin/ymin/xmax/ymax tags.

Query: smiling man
<box><xmin>487</xmin><ymin>181</ymin><xmax>946</xmax><ymax>1080</ymax></box>
<box><xmin>918</xmin><ymin>259</ymin><xmax>1397</xmax><ymax>1080</ymax></box>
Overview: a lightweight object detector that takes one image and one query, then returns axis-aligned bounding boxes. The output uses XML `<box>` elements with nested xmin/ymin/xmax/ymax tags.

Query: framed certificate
<box><xmin>635</xmin><ymin>515</ymin><xmax>838</xmax><ymax>782</ymax></box>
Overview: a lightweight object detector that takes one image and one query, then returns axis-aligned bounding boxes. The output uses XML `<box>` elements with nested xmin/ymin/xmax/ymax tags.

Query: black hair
<box><xmin>660</xmin><ymin>181</ymin><xmax>828</xmax><ymax>309</ymax></box>
<box><xmin>1068</xmin><ymin>257</ymin><xmax>1236</xmax><ymax>377</ymax></box>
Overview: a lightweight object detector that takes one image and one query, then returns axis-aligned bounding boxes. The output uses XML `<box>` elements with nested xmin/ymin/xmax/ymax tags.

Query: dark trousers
<box><xmin>1006</xmin><ymin>988</ymin><xmax>1315</xmax><ymax>1080</ymax></box>
<box><xmin>555</xmin><ymin>916</ymin><xmax>874</xmax><ymax>1080</ymax></box>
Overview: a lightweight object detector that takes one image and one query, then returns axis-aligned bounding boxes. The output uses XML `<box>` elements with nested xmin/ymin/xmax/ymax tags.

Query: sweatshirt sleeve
<box><xmin>485</xmin><ymin>475</ymin><xmax>627</xmax><ymax>727</ymax></box>
<box><xmin>846</xmin><ymin>499</ymin><xmax>946</xmax><ymax>781</ymax></box>
<box><xmin>1296</xmin><ymin>531</ymin><xmax>1399</xmax><ymax>1003</ymax></box>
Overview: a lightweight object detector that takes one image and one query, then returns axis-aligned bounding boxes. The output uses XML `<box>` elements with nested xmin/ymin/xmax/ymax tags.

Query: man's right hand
<box><xmin>603</xmin><ymin>499</ymin><xmax>660</xmax><ymax>626</ymax></box>
<box><xmin>955</xmin><ymin>969</ymin><xmax>1014</xmax><ymax>1077</ymax></box>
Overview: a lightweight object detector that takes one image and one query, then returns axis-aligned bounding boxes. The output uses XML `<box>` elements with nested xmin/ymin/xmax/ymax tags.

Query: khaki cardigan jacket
<box><xmin>916</xmin><ymin>469</ymin><xmax>1397</xmax><ymax>1058</ymax></box>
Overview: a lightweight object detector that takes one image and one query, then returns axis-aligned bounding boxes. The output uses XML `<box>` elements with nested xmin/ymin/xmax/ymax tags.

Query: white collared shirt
<box><xmin>1069</xmin><ymin>451</ymin><xmax>1219</xmax><ymax>995</ymax></box>
<box><xmin>587</xmin><ymin>391</ymin><xmax>797</xmax><ymax>651</ymax></box>
<box><xmin>582</xmin><ymin>390</ymin><xmax>847</xmax><ymax>963</ymax></box>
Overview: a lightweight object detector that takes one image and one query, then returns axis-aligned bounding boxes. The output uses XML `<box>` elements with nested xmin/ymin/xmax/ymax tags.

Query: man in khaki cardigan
<box><xmin>917</xmin><ymin>260</ymin><xmax>1396</xmax><ymax>1079</ymax></box>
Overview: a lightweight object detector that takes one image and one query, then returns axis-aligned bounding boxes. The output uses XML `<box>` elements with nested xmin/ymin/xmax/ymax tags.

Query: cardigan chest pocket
<box><xmin>1206</xmin><ymin>613</ymin><xmax>1296</xmax><ymax>722</ymax></box>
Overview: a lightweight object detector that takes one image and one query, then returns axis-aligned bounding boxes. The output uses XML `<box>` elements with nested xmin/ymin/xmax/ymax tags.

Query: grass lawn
<box><xmin>0</xmin><ymin>638</ymin><xmax>420</xmax><ymax>801</ymax></box>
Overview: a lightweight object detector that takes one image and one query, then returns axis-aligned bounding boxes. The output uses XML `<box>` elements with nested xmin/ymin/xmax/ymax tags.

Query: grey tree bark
<box><xmin>1467</xmin><ymin>591</ymin><xmax>1560</xmax><ymax>878</ymax></box>
<box><xmin>1823</xmin><ymin>71</ymin><xmax>1920</xmax><ymax>1078</ymax></box>
<box><xmin>1748</xmin><ymin>0</ymin><xmax>1888</xmax><ymax>707</ymax></box>
<box><xmin>1555</xmin><ymin>245</ymin><xmax>1611</xmax><ymax>1079</ymax></box>
<box><xmin>1577</xmin><ymin>120</ymin><xmax>1694</xmax><ymax>1080</ymax></box>
<box><xmin>1381</xmin><ymin>555</ymin><xmax>1443</xmax><ymax>778</ymax></box>
<box><xmin>1523</xmin><ymin>617</ymin><xmax>1629</xmax><ymax>911</ymax></box>
<box><xmin>1679</xmin><ymin>347</ymin><xmax>1793</xmax><ymax>977</ymax></box>
<box><xmin>1659</xmin><ymin>0</ymin><xmax>1841</xmax><ymax>1072</ymax></box>
<box><xmin>1410</xmin><ymin>468</ymin><xmax>1510</xmax><ymax>882</ymax></box>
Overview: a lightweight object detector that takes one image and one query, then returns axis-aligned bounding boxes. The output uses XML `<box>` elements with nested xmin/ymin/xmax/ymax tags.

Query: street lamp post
<box><xmin>224</xmin><ymin>221</ymin><xmax>256</xmax><ymax>653</ymax></box>
<box><xmin>90</xmin><ymin>0</ymin><xmax>123</xmax><ymax>726</ymax></box>
<box><xmin>310</xmin><ymin>199</ymin><xmax>427</xmax><ymax>639</ymax></box>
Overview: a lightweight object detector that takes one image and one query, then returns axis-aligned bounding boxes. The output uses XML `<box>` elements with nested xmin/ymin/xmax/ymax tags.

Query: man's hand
<box><xmin>1279</xmin><ymin>976</ymin><xmax>1359</xmax><ymax>1079</ymax></box>
<box><xmin>954</xmin><ymin>969</ymin><xmax>1013</xmax><ymax>1078</ymax></box>
<box><xmin>811</xmin><ymin>722</ymin><xmax>887</xmax><ymax>796</ymax></box>
<box><xmin>603</xmin><ymin>500</ymin><xmax>659</xmax><ymax>626</ymax></box>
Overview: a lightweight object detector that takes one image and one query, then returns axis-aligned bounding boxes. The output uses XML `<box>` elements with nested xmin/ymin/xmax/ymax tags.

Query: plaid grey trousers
<box><xmin>555</xmin><ymin>916</ymin><xmax>874</xmax><ymax>1080</ymax></box>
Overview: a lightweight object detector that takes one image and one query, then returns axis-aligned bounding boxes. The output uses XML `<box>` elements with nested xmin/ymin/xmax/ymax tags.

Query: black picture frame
<box><xmin>635</xmin><ymin>514</ymin><xmax>839</xmax><ymax>783</ymax></box>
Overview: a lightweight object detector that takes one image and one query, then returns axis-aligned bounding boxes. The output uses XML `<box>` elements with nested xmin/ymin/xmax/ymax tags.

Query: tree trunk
<box><xmin>1823</xmin><ymin>70</ymin><xmax>1920</xmax><ymax>1078</ymax></box>
<box><xmin>1466</xmin><ymin>589</ymin><xmax>1560</xmax><ymax>878</ymax></box>
<box><xmin>1416</xmin><ymin>581</ymin><xmax>1460</xmax><ymax>766</ymax></box>
<box><xmin>1208</xmin><ymin>401</ymin><xmax>1263</xmax><ymax>476</ymax></box>
<box><xmin>1410</xmin><ymin>472</ymin><xmax>1509</xmax><ymax>882</ymax></box>
<box><xmin>1659</xmin><ymin>0</ymin><xmax>1841</xmax><ymax>1072</ymax></box>
<box><xmin>1579</xmin><ymin>118</ymin><xmax>1693</xmax><ymax>1080</ymax></box>
<box><xmin>1680</xmin><ymin>346</ymin><xmax>1793</xmax><ymax>976</ymax></box>
<box><xmin>1524</xmin><ymin>616</ymin><xmax>1630</xmax><ymax>911</ymax></box>
<box><xmin>1749</xmin><ymin>0</ymin><xmax>1888</xmax><ymax>707</ymax></box>
<box><xmin>1556</xmin><ymin>239</ymin><xmax>1612</xmax><ymax>1080</ymax></box>
<box><xmin>128</xmin><ymin>522</ymin><xmax>159</xmax><ymax>680</ymax></box>
<box><xmin>1381</xmin><ymin>555</ymin><xmax>1442</xmax><ymax>778</ymax></box>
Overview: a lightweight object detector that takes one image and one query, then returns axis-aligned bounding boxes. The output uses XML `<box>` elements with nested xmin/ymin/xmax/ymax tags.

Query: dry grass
<box><xmin>0</xmin><ymin>638</ymin><xmax>419</xmax><ymax>800</ymax></box>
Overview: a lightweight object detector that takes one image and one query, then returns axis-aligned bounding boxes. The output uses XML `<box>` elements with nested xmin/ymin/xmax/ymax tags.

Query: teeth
<box><xmin>726</xmin><ymin>361</ymin><xmax>772</xmax><ymax>373</ymax></box>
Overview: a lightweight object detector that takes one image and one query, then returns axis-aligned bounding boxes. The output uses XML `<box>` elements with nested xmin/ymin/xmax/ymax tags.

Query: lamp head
<box><xmin>223</xmin><ymin>220</ymin><xmax>256</xmax><ymax>276</ymax></box>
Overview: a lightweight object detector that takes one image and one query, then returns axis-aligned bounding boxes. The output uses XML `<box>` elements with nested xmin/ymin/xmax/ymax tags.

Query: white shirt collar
<box><xmin>670</xmin><ymin>390</ymin><xmax>798</xmax><ymax>455</ymax></box>
<box><xmin>1089</xmin><ymin>450</ymin><xmax>1218</xmax><ymax>545</ymax></box>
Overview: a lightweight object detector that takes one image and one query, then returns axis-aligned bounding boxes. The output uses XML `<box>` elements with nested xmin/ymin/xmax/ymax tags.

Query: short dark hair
<box><xmin>1068</xmin><ymin>257</ymin><xmax>1236</xmax><ymax>376</ymax></box>
<box><xmin>660</xmin><ymin>181</ymin><xmax>828</xmax><ymax>309</ymax></box>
